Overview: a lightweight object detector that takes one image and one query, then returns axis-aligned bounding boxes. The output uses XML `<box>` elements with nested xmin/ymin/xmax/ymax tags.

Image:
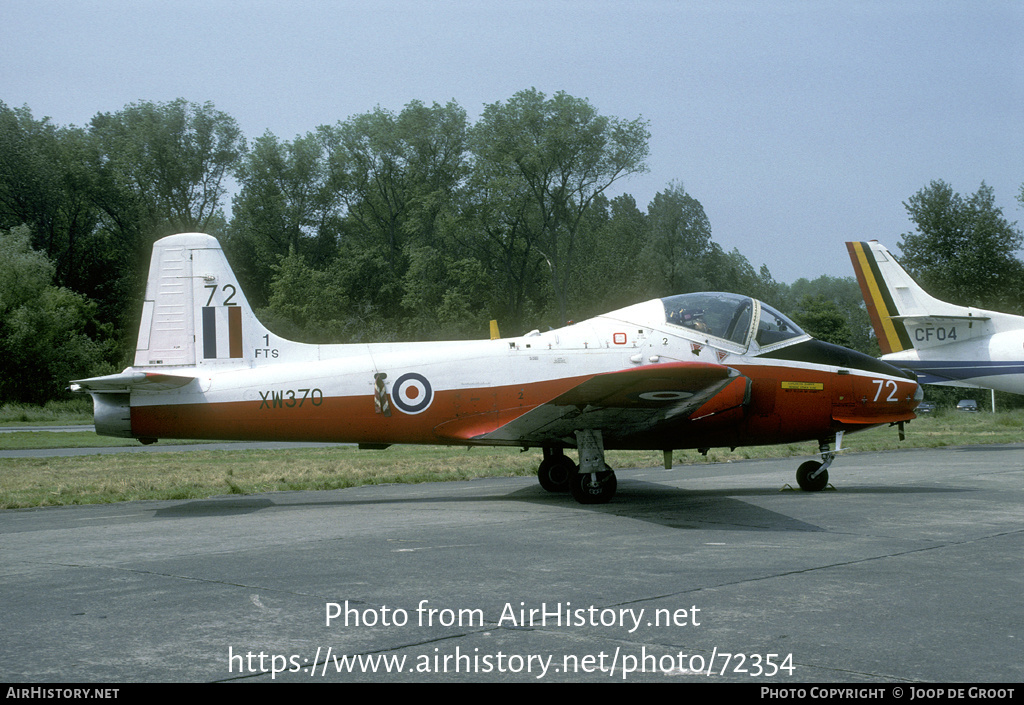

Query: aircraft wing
<box><xmin>69</xmin><ymin>371</ymin><xmax>197</xmax><ymax>393</ymax></box>
<box><xmin>436</xmin><ymin>361</ymin><xmax>749</xmax><ymax>445</ymax></box>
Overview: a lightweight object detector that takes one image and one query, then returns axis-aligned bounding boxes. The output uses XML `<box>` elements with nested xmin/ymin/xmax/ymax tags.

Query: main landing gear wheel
<box><xmin>569</xmin><ymin>467</ymin><xmax>617</xmax><ymax>504</ymax></box>
<box><xmin>537</xmin><ymin>456</ymin><xmax>576</xmax><ymax>493</ymax></box>
<box><xmin>796</xmin><ymin>461</ymin><xmax>829</xmax><ymax>492</ymax></box>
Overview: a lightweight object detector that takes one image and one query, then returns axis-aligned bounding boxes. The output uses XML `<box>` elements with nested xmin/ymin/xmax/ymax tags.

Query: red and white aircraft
<box><xmin>72</xmin><ymin>233</ymin><xmax>921</xmax><ymax>503</ymax></box>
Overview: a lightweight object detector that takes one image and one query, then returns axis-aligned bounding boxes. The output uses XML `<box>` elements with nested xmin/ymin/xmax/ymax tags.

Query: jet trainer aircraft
<box><xmin>71</xmin><ymin>233</ymin><xmax>921</xmax><ymax>503</ymax></box>
<box><xmin>847</xmin><ymin>240</ymin><xmax>1024</xmax><ymax>395</ymax></box>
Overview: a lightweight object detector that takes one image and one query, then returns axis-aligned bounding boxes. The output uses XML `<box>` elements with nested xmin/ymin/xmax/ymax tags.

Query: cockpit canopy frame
<box><xmin>661</xmin><ymin>292</ymin><xmax>809</xmax><ymax>354</ymax></box>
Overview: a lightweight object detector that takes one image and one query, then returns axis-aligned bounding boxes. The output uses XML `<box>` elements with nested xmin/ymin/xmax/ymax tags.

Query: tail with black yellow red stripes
<box><xmin>846</xmin><ymin>241</ymin><xmax>914</xmax><ymax>354</ymax></box>
<box><xmin>846</xmin><ymin>241</ymin><xmax>993</xmax><ymax>354</ymax></box>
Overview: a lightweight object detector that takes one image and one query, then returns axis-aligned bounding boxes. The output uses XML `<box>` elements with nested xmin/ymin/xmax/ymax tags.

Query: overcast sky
<box><xmin>3</xmin><ymin>0</ymin><xmax>1021</xmax><ymax>284</ymax></box>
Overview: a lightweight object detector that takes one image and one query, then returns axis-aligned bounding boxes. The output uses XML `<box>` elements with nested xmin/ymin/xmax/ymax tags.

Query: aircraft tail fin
<box><xmin>846</xmin><ymin>241</ymin><xmax>990</xmax><ymax>353</ymax></box>
<box><xmin>134</xmin><ymin>233</ymin><xmax>280</xmax><ymax>369</ymax></box>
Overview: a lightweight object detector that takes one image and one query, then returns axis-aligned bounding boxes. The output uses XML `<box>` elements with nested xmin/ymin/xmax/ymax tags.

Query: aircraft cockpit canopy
<box><xmin>661</xmin><ymin>293</ymin><xmax>808</xmax><ymax>352</ymax></box>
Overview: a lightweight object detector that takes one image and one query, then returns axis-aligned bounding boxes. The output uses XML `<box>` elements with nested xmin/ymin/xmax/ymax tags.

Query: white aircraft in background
<box><xmin>847</xmin><ymin>240</ymin><xmax>1024</xmax><ymax>395</ymax></box>
<box><xmin>70</xmin><ymin>233</ymin><xmax>921</xmax><ymax>503</ymax></box>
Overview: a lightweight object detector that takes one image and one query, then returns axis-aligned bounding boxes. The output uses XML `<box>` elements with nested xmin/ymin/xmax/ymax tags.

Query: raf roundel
<box><xmin>391</xmin><ymin>373</ymin><xmax>434</xmax><ymax>414</ymax></box>
<box><xmin>637</xmin><ymin>391</ymin><xmax>694</xmax><ymax>402</ymax></box>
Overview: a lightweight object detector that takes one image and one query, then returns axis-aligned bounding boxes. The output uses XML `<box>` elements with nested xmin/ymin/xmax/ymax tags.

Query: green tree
<box><xmin>459</xmin><ymin>166</ymin><xmax>548</xmax><ymax>333</ymax></box>
<box><xmin>695</xmin><ymin>244</ymin><xmax>780</xmax><ymax>304</ymax></box>
<box><xmin>471</xmin><ymin>89</ymin><xmax>650</xmax><ymax>325</ymax></box>
<box><xmin>88</xmin><ymin>99</ymin><xmax>245</xmax><ymax>237</ymax></box>
<box><xmin>784</xmin><ymin>275</ymin><xmax>878</xmax><ymax>355</ymax></box>
<box><xmin>400</xmin><ymin>243</ymin><xmax>492</xmax><ymax>340</ymax></box>
<box><xmin>256</xmin><ymin>249</ymin><xmax>353</xmax><ymax>343</ymax></box>
<box><xmin>790</xmin><ymin>294</ymin><xmax>853</xmax><ymax>347</ymax></box>
<box><xmin>0</xmin><ymin>102</ymin><xmax>102</xmax><ymax>299</ymax></box>
<box><xmin>638</xmin><ymin>182</ymin><xmax>715</xmax><ymax>295</ymax></box>
<box><xmin>899</xmin><ymin>180</ymin><xmax>1024</xmax><ymax>311</ymax></box>
<box><xmin>0</xmin><ymin>226</ymin><xmax>109</xmax><ymax>403</ymax></box>
<box><xmin>228</xmin><ymin>130</ymin><xmax>342</xmax><ymax>306</ymax></box>
<box><xmin>322</xmin><ymin>100</ymin><xmax>470</xmax><ymax>322</ymax></box>
<box><xmin>568</xmin><ymin>193</ymin><xmax>649</xmax><ymax>319</ymax></box>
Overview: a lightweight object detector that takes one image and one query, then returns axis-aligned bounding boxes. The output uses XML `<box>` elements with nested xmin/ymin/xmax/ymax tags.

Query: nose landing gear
<box><xmin>796</xmin><ymin>431</ymin><xmax>844</xmax><ymax>492</ymax></box>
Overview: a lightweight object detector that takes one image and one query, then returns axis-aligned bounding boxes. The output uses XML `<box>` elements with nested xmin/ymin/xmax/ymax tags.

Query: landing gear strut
<box><xmin>570</xmin><ymin>429</ymin><xmax>617</xmax><ymax>504</ymax></box>
<box><xmin>796</xmin><ymin>431</ymin><xmax>844</xmax><ymax>492</ymax></box>
<box><xmin>535</xmin><ymin>430</ymin><xmax>618</xmax><ymax>504</ymax></box>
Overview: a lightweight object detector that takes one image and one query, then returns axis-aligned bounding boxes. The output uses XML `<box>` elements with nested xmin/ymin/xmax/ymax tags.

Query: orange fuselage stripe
<box><xmin>129</xmin><ymin>364</ymin><xmax>918</xmax><ymax>449</ymax></box>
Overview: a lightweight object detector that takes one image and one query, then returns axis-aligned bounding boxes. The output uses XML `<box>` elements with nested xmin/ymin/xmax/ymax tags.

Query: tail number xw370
<box><xmin>259</xmin><ymin>388</ymin><xmax>324</xmax><ymax>409</ymax></box>
<box><xmin>872</xmin><ymin>379</ymin><xmax>900</xmax><ymax>402</ymax></box>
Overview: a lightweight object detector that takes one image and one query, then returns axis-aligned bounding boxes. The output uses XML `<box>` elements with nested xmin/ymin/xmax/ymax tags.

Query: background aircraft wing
<box><xmin>435</xmin><ymin>361</ymin><xmax>750</xmax><ymax>445</ymax></box>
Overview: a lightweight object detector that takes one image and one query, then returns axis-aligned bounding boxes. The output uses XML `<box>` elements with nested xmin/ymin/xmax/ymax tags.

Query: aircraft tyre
<box><xmin>537</xmin><ymin>457</ymin><xmax>576</xmax><ymax>492</ymax></box>
<box><xmin>796</xmin><ymin>461</ymin><xmax>828</xmax><ymax>492</ymax></box>
<box><xmin>569</xmin><ymin>467</ymin><xmax>617</xmax><ymax>504</ymax></box>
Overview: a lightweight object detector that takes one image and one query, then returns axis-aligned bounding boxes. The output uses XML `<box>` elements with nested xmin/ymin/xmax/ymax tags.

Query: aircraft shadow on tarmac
<box><xmin>152</xmin><ymin>476</ymin><xmax>971</xmax><ymax>533</ymax></box>
<box><xmin>153</xmin><ymin>482</ymin><xmax>822</xmax><ymax>532</ymax></box>
<box><xmin>555</xmin><ymin>480</ymin><xmax>826</xmax><ymax>532</ymax></box>
<box><xmin>513</xmin><ymin>479</ymin><xmax>969</xmax><ymax>532</ymax></box>
<box><xmin>154</xmin><ymin>497</ymin><xmax>276</xmax><ymax>518</ymax></box>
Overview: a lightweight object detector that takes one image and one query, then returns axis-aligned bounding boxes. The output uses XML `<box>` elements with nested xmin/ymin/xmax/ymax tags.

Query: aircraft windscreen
<box><xmin>756</xmin><ymin>303</ymin><xmax>806</xmax><ymax>347</ymax></box>
<box><xmin>662</xmin><ymin>293</ymin><xmax>754</xmax><ymax>346</ymax></box>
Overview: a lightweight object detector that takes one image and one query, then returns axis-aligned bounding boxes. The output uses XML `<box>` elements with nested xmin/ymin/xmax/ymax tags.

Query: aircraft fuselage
<box><xmin>117</xmin><ymin>306</ymin><xmax>918</xmax><ymax>451</ymax></box>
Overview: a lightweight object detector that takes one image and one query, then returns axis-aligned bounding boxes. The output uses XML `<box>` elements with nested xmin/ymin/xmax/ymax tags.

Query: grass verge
<box><xmin>1</xmin><ymin>409</ymin><xmax>1021</xmax><ymax>509</ymax></box>
<box><xmin>0</xmin><ymin>399</ymin><xmax>93</xmax><ymax>425</ymax></box>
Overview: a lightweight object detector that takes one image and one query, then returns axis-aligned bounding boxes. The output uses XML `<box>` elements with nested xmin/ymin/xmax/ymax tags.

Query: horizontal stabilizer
<box><xmin>891</xmin><ymin>314</ymin><xmax>990</xmax><ymax>322</ymax></box>
<box><xmin>70</xmin><ymin>371</ymin><xmax>197</xmax><ymax>393</ymax></box>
